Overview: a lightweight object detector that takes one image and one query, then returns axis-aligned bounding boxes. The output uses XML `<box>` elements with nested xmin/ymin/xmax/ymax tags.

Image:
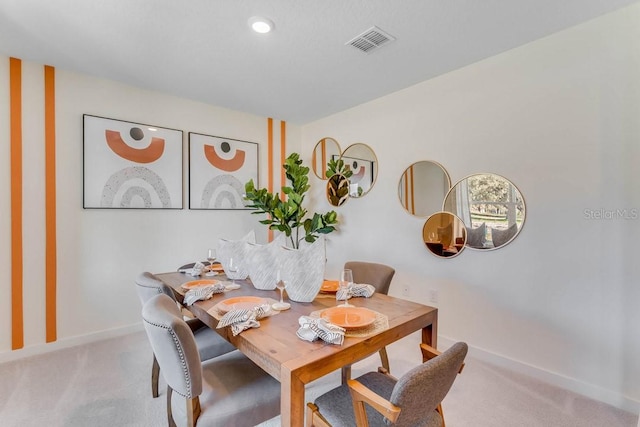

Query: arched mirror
<box><xmin>398</xmin><ymin>160</ymin><xmax>451</xmax><ymax>217</ymax></box>
<box><xmin>341</xmin><ymin>143</ymin><xmax>378</xmax><ymax>198</ymax></box>
<box><xmin>326</xmin><ymin>174</ymin><xmax>349</xmax><ymax>206</ymax></box>
<box><xmin>443</xmin><ymin>173</ymin><xmax>525</xmax><ymax>250</ymax></box>
<box><xmin>312</xmin><ymin>137</ymin><xmax>341</xmax><ymax>180</ymax></box>
<box><xmin>422</xmin><ymin>212</ymin><xmax>467</xmax><ymax>258</ymax></box>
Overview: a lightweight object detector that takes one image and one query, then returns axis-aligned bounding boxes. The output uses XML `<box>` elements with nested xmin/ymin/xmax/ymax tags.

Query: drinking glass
<box><xmin>338</xmin><ymin>268</ymin><xmax>354</xmax><ymax>307</ymax></box>
<box><xmin>207</xmin><ymin>248</ymin><xmax>216</xmax><ymax>265</ymax></box>
<box><xmin>228</xmin><ymin>257</ymin><xmax>239</xmax><ymax>285</ymax></box>
<box><xmin>272</xmin><ymin>270</ymin><xmax>291</xmax><ymax>310</ymax></box>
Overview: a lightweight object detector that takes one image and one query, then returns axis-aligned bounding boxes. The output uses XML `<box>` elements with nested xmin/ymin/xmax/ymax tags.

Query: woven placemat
<box><xmin>207</xmin><ymin>297</ymin><xmax>280</xmax><ymax>320</ymax></box>
<box><xmin>309</xmin><ymin>308</ymin><xmax>389</xmax><ymax>338</ymax></box>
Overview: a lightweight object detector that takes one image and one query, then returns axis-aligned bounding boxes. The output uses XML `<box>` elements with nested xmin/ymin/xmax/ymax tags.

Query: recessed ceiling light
<box><xmin>248</xmin><ymin>16</ymin><xmax>274</xmax><ymax>34</ymax></box>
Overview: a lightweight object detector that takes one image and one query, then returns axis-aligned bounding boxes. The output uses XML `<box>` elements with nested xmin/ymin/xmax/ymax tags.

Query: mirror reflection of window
<box><xmin>443</xmin><ymin>174</ymin><xmax>525</xmax><ymax>250</ymax></box>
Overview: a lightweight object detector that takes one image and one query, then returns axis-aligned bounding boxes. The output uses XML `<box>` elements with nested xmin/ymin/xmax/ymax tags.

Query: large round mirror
<box><xmin>340</xmin><ymin>143</ymin><xmax>378</xmax><ymax>198</ymax></box>
<box><xmin>312</xmin><ymin>137</ymin><xmax>341</xmax><ymax>180</ymax></box>
<box><xmin>398</xmin><ymin>161</ymin><xmax>451</xmax><ymax>217</ymax></box>
<box><xmin>443</xmin><ymin>173</ymin><xmax>525</xmax><ymax>250</ymax></box>
<box><xmin>422</xmin><ymin>212</ymin><xmax>467</xmax><ymax>258</ymax></box>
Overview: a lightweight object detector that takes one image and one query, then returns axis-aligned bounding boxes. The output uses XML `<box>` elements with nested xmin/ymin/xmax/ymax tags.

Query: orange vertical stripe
<box><xmin>280</xmin><ymin>121</ymin><xmax>286</xmax><ymax>202</ymax></box>
<box><xmin>10</xmin><ymin>57</ymin><xmax>24</xmax><ymax>350</ymax></box>
<box><xmin>267</xmin><ymin>118</ymin><xmax>274</xmax><ymax>242</ymax></box>
<box><xmin>403</xmin><ymin>172</ymin><xmax>409</xmax><ymax>210</ymax></box>
<box><xmin>321</xmin><ymin>140</ymin><xmax>326</xmax><ymax>179</ymax></box>
<box><xmin>44</xmin><ymin>65</ymin><xmax>57</xmax><ymax>343</ymax></box>
<box><xmin>409</xmin><ymin>165</ymin><xmax>415</xmax><ymax>215</ymax></box>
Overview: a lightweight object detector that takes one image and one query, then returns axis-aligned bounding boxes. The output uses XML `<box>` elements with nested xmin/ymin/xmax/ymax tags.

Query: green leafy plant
<box><xmin>325</xmin><ymin>157</ymin><xmax>353</xmax><ymax>179</ymax></box>
<box><xmin>244</xmin><ymin>153</ymin><xmax>338</xmax><ymax>249</ymax></box>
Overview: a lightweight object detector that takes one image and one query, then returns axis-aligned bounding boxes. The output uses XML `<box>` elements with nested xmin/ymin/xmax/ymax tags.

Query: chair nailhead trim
<box><xmin>143</xmin><ymin>318</ymin><xmax>193</xmax><ymax>398</ymax></box>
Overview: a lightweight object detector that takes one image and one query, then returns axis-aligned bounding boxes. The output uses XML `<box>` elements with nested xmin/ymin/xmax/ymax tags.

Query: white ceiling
<box><xmin>1</xmin><ymin>0</ymin><xmax>637</xmax><ymax>125</ymax></box>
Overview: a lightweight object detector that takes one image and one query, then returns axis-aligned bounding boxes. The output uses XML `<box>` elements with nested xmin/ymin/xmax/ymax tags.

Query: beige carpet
<box><xmin>0</xmin><ymin>330</ymin><xmax>636</xmax><ymax>427</ymax></box>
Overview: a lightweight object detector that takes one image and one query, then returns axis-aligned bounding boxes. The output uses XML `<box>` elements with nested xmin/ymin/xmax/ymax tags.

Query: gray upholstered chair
<box><xmin>344</xmin><ymin>261</ymin><xmax>395</xmax><ymax>295</ymax></box>
<box><xmin>343</xmin><ymin>261</ymin><xmax>396</xmax><ymax>381</ymax></box>
<box><xmin>306</xmin><ymin>342</ymin><xmax>467</xmax><ymax>427</ymax></box>
<box><xmin>142</xmin><ymin>293</ymin><xmax>281</xmax><ymax>427</ymax></box>
<box><xmin>135</xmin><ymin>272</ymin><xmax>236</xmax><ymax>398</ymax></box>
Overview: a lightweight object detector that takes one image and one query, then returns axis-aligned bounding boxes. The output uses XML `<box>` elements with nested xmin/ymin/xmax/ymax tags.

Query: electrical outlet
<box><xmin>402</xmin><ymin>285</ymin><xmax>410</xmax><ymax>297</ymax></box>
<box><xmin>428</xmin><ymin>289</ymin><xmax>439</xmax><ymax>303</ymax></box>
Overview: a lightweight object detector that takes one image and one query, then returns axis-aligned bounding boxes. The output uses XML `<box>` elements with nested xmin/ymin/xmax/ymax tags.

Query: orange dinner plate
<box><xmin>181</xmin><ymin>279</ymin><xmax>220</xmax><ymax>290</ymax></box>
<box><xmin>320</xmin><ymin>306</ymin><xmax>377</xmax><ymax>330</ymax></box>
<box><xmin>217</xmin><ymin>296</ymin><xmax>266</xmax><ymax>313</ymax></box>
<box><xmin>320</xmin><ymin>280</ymin><xmax>340</xmax><ymax>293</ymax></box>
<box><xmin>208</xmin><ymin>263</ymin><xmax>225</xmax><ymax>272</ymax></box>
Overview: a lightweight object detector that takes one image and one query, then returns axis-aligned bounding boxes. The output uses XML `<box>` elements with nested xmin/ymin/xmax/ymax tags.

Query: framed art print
<box><xmin>83</xmin><ymin>115</ymin><xmax>183</xmax><ymax>209</ymax></box>
<box><xmin>188</xmin><ymin>133</ymin><xmax>258</xmax><ymax>209</ymax></box>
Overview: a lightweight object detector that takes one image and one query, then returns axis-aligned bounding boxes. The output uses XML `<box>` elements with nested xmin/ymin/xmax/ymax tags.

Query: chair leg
<box><xmin>378</xmin><ymin>347</ymin><xmax>390</xmax><ymax>373</ymax></box>
<box><xmin>186</xmin><ymin>396</ymin><xmax>201</xmax><ymax>427</ymax></box>
<box><xmin>306</xmin><ymin>402</ymin><xmax>332</xmax><ymax>427</ymax></box>
<box><xmin>437</xmin><ymin>403</ymin><xmax>446</xmax><ymax>427</ymax></box>
<box><xmin>151</xmin><ymin>354</ymin><xmax>160</xmax><ymax>398</ymax></box>
<box><xmin>341</xmin><ymin>365</ymin><xmax>352</xmax><ymax>385</ymax></box>
<box><xmin>342</xmin><ymin>347</ymin><xmax>390</xmax><ymax>385</ymax></box>
<box><xmin>167</xmin><ymin>386</ymin><xmax>177</xmax><ymax>427</ymax></box>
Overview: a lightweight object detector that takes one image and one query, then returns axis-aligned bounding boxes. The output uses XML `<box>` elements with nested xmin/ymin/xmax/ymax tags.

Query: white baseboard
<box><xmin>438</xmin><ymin>336</ymin><xmax>640</xmax><ymax>415</ymax></box>
<box><xmin>0</xmin><ymin>323</ymin><xmax>144</xmax><ymax>364</ymax></box>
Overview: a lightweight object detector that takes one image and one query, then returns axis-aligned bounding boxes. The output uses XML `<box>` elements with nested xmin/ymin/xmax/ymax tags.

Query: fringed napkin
<box><xmin>336</xmin><ymin>283</ymin><xmax>376</xmax><ymax>301</ymax></box>
<box><xmin>179</xmin><ymin>261</ymin><xmax>206</xmax><ymax>277</ymax></box>
<box><xmin>217</xmin><ymin>304</ymin><xmax>272</xmax><ymax>336</ymax></box>
<box><xmin>296</xmin><ymin>316</ymin><xmax>345</xmax><ymax>345</ymax></box>
<box><xmin>183</xmin><ymin>283</ymin><xmax>226</xmax><ymax>306</ymax></box>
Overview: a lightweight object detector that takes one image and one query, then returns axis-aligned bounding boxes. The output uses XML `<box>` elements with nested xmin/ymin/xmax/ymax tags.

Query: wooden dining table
<box><xmin>156</xmin><ymin>271</ymin><xmax>438</xmax><ymax>427</ymax></box>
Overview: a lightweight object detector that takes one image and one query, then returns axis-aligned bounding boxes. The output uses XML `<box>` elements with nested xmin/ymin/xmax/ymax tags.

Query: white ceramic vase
<box><xmin>278</xmin><ymin>236</ymin><xmax>325</xmax><ymax>303</ymax></box>
<box><xmin>246</xmin><ymin>234</ymin><xmax>286</xmax><ymax>290</ymax></box>
<box><xmin>217</xmin><ymin>230</ymin><xmax>255</xmax><ymax>280</ymax></box>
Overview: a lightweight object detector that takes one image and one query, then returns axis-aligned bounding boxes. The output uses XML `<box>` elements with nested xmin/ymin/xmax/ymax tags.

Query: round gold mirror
<box><xmin>326</xmin><ymin>173</ymin><xmax>349</xmax><ymax>206</ymax></box>
<box><xmin>422</xmin><ymin>212</ymin><xmax>467</xmax><ymax>258</ymax></box>
<box><xmin>443</xmin><ymin>173</ymin><xmax>525</xmax><ymax>250</ymax></box>
<box><xmin>312</xmin><ymin>137</ymin><xmax>341</xmax><ymax>180</ymax></box>
<box><xmin>341</xmin><ymin>143</ymin><xmax>378</xmax><ymax>198</ymax></box>
<box><xmin>398</xmin><ymin>160</ymin><xmax>451</xmax><ymax>217</ymax></box>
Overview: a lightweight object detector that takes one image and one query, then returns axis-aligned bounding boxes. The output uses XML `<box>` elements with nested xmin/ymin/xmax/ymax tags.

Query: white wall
<box><xmin>1</xmin><ymin>2</ymin><xmax>638</xmax><ymax>415</ymax></box>
<box><xmin>0</xmin><ymin>62</ymin><xmax>300</xmax><ymax>356</ymax></box>
<box><xmin>302</xmin><ymin>4</ymin><xmax>640</xmax><ymax>412</ymax></box>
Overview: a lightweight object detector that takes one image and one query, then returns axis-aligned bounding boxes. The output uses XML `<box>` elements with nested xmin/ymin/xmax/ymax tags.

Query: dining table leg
<box><xmin>280</xmin><ymin>364</ymin><xmax>305</xmax><ymax>427</ymax></box>
<box><xmin>422</xmin><ymin>312</ymin><xmax>438</xmax><ymax>348</ymax></box>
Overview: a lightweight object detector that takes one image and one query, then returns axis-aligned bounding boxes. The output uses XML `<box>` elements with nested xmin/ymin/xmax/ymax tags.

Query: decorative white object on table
<box><xmin>245</xmin><ymin>234</ymin><xmax>286</xmax><ymax>290</ymax></box>
<box><xmin>277</xmin><ymin>236</ymin><xmax>325</xmax><ymax>303</ymax></box>
<box><xmin>217</xmin><ymin>230</ymin><xmax>255</xmax><ymax>280</ymax></box>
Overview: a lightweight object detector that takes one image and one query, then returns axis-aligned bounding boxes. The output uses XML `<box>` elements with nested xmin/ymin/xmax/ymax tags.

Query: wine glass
<box><xmin>228</xmin><ymin>257</ymin><xmax>239</xmax><ymax>286</ymax></box>
<box><xmin>338</xmin><ymin>268</ymin><xmax>354</xmax><ymax>307</ymax></box>
<box><xmin>207</xmin><ymin>248</ymin><xmax>217</xmax><ymax>265</ymax></box>
<box><xmin>205</xmin><ymin>248</ymin><xmax>217</xmax><ymax>275</ymax></box>
<box><xmin>272</xmin><ymin>270</ymin><xmax>291</xmax><ymax>311</ymax></box>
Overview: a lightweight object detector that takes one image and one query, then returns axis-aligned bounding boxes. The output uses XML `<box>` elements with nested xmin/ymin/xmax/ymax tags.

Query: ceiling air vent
<box><xmin>346</xmin><ymin>26</ymin><xmax>395</xmax><ymax>53</ymax></box>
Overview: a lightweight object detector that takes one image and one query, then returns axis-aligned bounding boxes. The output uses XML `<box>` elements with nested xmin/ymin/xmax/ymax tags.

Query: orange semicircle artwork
<box><xmin>105</xmin><ymin>130</ymin><xmax>165</xmax><ymax>163</ymax></box>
